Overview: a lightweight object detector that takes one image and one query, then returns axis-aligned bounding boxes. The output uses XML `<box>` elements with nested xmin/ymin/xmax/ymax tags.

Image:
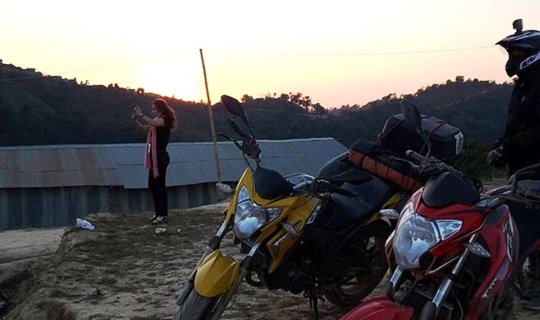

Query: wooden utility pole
<box><xmin>199</xmin><ymin>49</ymin><xmax>222</xmax><ymax>184</ymax></box>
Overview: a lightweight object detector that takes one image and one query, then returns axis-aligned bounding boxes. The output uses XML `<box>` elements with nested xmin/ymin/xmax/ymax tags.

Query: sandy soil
<box><xmin>1</xmin><ymin>202</ymin><xmax>540</xmax><ymax>320</ymax></box>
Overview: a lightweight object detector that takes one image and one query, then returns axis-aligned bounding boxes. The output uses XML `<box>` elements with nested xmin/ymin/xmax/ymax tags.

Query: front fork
<box><xmin>177</xmin><ymin>219</ymin><xmax>231</xmax><ymax>305</ymax></box>
<box><xmin>386</xmin><ymin>234</ymin><xmax>478</xmax><ymax>318</ymax></box>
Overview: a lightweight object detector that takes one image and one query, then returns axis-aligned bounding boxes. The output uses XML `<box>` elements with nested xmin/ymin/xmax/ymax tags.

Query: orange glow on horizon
<box><xmin>1</xmin><ymin>0</ymin><xmax>539</xmax><ymax>107</ymax></box>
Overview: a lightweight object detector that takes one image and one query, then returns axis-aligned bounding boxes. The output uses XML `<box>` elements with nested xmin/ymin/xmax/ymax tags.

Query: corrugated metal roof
<box><xmin>0</xmin><ymin>138</ymin><xmax>347</xmax><ymax>189</ymax></box>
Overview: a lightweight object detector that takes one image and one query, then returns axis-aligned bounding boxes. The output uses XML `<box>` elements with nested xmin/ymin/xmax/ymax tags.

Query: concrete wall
<box><xmin>0</xmin><ymin>183</ymin><xmax>218</xmax><ymax>231</ymax></box>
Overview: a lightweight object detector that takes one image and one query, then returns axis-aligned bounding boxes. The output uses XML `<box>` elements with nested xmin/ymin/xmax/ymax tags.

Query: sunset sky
<box><xmin>1</xmin><ymin>0</ymin><xmax>539</xmax><ymax>108</ymax></box>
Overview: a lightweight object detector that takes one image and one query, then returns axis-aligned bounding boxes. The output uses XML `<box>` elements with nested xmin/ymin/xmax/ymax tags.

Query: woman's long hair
<box><xmin>153</xmin><ymin>99</ymin><xmax>177</xmax><ymax>130</ymax></box>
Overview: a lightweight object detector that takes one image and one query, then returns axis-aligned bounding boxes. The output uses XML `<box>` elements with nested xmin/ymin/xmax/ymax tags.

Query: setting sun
<box><xmin>134</xmin><ymin>54</ymin><xmax>202</xmax><ymax>101</ymax></box>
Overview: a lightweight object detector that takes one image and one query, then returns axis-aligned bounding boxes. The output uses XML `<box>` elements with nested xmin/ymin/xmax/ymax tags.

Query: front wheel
<box><xmin>174</xmin><ymin>290</ymin><xmax>215</xmax><ymax>320</ymax></box>
<box><xmin>418</xmin><ymin>301</ymin><xmax>436</xmax><ymax>320</ymax></box>
<box><xmin>175</xmin><ymin>289</ymin><xmax>231</xmax><ymax>320</ymax></box>
<box><xmin>481</xmin><ymin>284</ymin><xmax>514</xmax><ymax>320</ymax></box>
<box><xmin>324</xmin><ymin>221</ymin><xmax>390</xmax><ymax>306</ymax></box>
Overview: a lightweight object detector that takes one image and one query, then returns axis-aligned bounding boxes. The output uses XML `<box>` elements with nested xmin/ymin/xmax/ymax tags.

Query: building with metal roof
<box><xmin>0</xmin><ymin>138</ymin><xmax>347</xmax><ymax>230</ymax></box>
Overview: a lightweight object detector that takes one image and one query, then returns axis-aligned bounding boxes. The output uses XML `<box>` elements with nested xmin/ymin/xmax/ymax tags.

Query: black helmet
<box><xmin>496</xmin><ymin>19</ymin><xmax>540</xmax><ymax>77</ymax></box>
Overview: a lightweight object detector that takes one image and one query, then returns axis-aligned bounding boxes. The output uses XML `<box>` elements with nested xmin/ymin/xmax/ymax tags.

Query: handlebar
<box><xmin>479</xmin><ymin>191</ymin><xmax>540</xmax><ymax>210</ymax></box>
<box><xmin>510</xmin><ymin>162</ymin><xmax>540</xmax><ymax>193</ymax></box>
<box><xmin>223</xmin><ymin>117</ymin><xmax>261</xmax><ymax>163</ymax></box>
<box><xmin>405</xmin><ymin>150</ymin><xmax>426</xmax><ymax>164</ymax></box>
<box><xmin>390</xmin><ymin>150</ymin><xmax>463</xmax><ymax>180</ymax></box>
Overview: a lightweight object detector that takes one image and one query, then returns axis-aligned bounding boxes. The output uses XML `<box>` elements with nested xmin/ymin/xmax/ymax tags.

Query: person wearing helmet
<box><xmin>489</xmin><ymin>19</ymin><xmax>540</xmax><ymax>311</ymax></box>
<box><xmin>489</xmin><ymin>19</ymin><xmax>540</xmax><ymax>174</ymax></box>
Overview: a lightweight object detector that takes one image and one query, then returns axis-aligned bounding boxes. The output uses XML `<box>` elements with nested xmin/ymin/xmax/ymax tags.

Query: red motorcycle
<box><xmin>343</xmin><ymin>102</ymin><xmax>540</xmax><ymax>320</ymax></box>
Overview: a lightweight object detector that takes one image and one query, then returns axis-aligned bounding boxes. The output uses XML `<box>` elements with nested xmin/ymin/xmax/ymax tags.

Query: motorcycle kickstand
<box><xmin>309</xmin><ymin>295</ymin><xmax>319</xmax><ymax>320</ymax></box>
<box><xmin>308</xmin><ymin>287</ymin><xmax>319</xmax><ymax>320</ymax></box>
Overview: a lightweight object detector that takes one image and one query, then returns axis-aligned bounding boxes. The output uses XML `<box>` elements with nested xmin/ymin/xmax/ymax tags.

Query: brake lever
<box><xmin>496</xmin><ymin>193</ymin><xmax>540</xmax><ymax>208</ymax></box>
<box><xmin>405</xmin><ymin>150</ymin><xmax>427</xmax><ymax>164</ymax></box>
<box><xmin>389</xmin><ymin>156</ymin><xmax>415</xmax><ymax>166</ymax></box>
<box><xmin>389</xmin><ymin>156</ymin><xmax>422</xmax><ymax>174</ymax></box>
<box><xmin>314</xmin><ymin>179</ymin><xmax>357</xmax><ymax>198</ymax></box>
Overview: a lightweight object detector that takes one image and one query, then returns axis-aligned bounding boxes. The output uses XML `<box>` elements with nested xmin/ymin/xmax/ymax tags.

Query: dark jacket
<box><xmin>500</xmin><ymin>67</ymin><xmax>540</xmax><ymax>175</ymax></box>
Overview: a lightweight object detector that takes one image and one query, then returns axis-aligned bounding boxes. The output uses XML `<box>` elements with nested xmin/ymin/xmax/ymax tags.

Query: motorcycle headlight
<box><xmin>393</xmin><ymin>203</ymin><xmax>462</xmax><ymax>270</ymax></box>
<box><xmin>233</xmin><ymin>186</ymin><xmax>282</xmax><ymax>239</ymax></box>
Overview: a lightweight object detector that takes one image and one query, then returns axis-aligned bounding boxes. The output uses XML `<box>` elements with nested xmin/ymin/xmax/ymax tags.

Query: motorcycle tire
<box><xmin>482</xmin><ymin>285</ymin><xmax>514</xmax><ymax>320</ymax></box>
<box><xmin>418</xmin><ymin>301</ymin><xmax>436</xmax><ymax>320</ymax></box>
<box><xmin>174</xmin><ymin>290</ymin><xmax>220</xmax><ymax>320</ymax></box>
<box><xmin>324</xmin><ymin>221</ymin><xmax>390</xmax><ymax>306</ymax></box>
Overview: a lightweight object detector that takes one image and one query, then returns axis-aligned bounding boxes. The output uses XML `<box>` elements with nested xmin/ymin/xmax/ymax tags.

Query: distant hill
<box><xmin>0</xmin><ymin>60</ymin><xmax>512</xmax><ymax>149</ymax></box>
<box><xmin>322</xmin><ymin>78</ymin><xmax>512</xmax><ymax>146</ymax></box>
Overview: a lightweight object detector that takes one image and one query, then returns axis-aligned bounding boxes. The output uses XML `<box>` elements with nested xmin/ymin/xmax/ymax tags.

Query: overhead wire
<box><xmin>205</xmin><ymin>45</ymin><xmax>494</xmax><ymax>57</ymax></box>
<box><xmin>0</xmin><ymin>45</ymin><xmax>496</xmax><ymax>83</ymax></box>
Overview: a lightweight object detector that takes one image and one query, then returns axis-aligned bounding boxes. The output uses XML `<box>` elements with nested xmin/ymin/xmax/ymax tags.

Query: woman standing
<box><xmin>132</xmin><ymin>99</ymin><xmax>177</xmax><ymax>224</ymax></box>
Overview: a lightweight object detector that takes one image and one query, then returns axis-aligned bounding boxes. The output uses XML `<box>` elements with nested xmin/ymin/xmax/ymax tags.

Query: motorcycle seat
<box><xmin>323</xmin><ymin>172</ymin><xmax>395</xmax><ymax>230</ymax></box>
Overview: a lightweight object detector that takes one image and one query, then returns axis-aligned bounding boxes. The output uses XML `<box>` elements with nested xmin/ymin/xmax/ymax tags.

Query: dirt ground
<box><xmin>0</xmin><ymin>228</ymin><xmax>65</xmax><ymax>264</ymax></box>
<box><xmin>1</xmin><ymin>202</ymin><xmax>540</xmax><ymax>320</ymax></box>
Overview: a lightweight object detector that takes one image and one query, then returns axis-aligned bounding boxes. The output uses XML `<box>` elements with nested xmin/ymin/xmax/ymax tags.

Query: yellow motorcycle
<box><xmin>174</xmin><ymin>95</ymin><xmax>407</xmax><ymax>320</ymax></box>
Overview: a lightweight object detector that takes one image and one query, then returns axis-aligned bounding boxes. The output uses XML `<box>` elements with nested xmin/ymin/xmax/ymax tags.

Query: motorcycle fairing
<box><xmin>254</xmin><ymin>167</ymin><xmax>293</xmax><ymax>200</ymax></box>
<box><xmin>422</xmin><ymin>172</ymin><xmax>480</xmax><ymax>208</ymax></box>
<box><xmin>421</xmin><ymin>203</ymin><xmax>485</xmax><ymax>260</ymax></box>
<box><xmin>402</xmin><ymin>195</ymin><xmax>485</xmax><ymax>266</ymax></box>
<box><xmin>266</xmin><ymin>195</ymin><xmax>320</xmax><ymax>273</ymax></box>
<box><xmin>194</xmin><ymin>250</ymin><xmax>240</xmax><ymax>298</ymax></box>
<box><xmin>227</xmin><ymin>168</ymin><xmax>320</xmax><ymax>272</ymax></box>
<box><xmin>341</xmin><ymin>296</ymin><xmax>414</xmax><ymax>320</ymax></box>
<box><xmin>467</xmin><ymin>207</ymin><xmax>518</xmax><ymax>319</ymax></box>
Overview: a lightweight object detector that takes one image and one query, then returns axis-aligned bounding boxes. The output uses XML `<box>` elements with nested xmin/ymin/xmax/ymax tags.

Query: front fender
<box><xmin>341</xmin><ymin>297</ymin><xmax>414</xmax><ymax>320</ymax></box>
<box><xmin>194</xmin><ymin>250</ymin><xmax>240</xmax><ymax>298</ymax></box>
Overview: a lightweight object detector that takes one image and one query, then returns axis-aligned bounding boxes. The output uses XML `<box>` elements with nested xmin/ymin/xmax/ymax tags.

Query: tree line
<box><xmin>0</xmin><ymin>62</ymin><xmax>512</xmax><ymax>179</ymax></box>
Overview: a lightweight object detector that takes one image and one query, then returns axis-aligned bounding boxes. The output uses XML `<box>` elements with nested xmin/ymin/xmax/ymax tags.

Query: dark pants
<box><xmin>148</xmin><ymin>151</ymin><xmax>170</xmax><ymax>217</ymax></box>
<box><xmin>510</xmin><ymin>203</ymin><xmax>540</xmax><ymax>258</ymax></box>
<box><xmin>507</xmin><ymin>157</ymin><xmax>540</xmax><ymax>274</ymax></box>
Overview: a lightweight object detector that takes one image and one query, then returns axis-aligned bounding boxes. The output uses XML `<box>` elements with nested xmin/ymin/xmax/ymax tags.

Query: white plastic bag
<box><xmin>216</xmin><ymin>182</ymin><xmax>233</xmax><ymax>194</ymax></box>
<box><xmin>75</xmin><ymin>218</ymin><xmax>96</xmax><ymax>231</ymax></box>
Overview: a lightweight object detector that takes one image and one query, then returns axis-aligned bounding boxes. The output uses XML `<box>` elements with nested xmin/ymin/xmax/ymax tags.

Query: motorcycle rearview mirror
<box><xmin>400</xmin><ymin>100</ymin><xmax>423</xmax><ymax>134</ymax></box>
<box><xmin>221</xmin><ymin>95</ymin><xmax>247</xmax><ymax>119</ymax></box>
<box><xmin>380</xmin><ymin>209</ymin><xmax>400</xmax><ymax>220</ymax></box>
<box><xmin>400</xmin><ymin>100</ymin><xmax>432</xmax><ymax>156</ymax></box>
<box><xmin>221</xmin><ymin>94</ymin><xmax>257</xmax><ymax>138</ymax></box>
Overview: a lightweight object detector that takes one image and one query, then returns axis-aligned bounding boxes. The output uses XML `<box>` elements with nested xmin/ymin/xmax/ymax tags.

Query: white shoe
<box><xmin>152</xmin><ymin>216</ymin><xmax>168</xmax><ymax>225</ymax></box>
